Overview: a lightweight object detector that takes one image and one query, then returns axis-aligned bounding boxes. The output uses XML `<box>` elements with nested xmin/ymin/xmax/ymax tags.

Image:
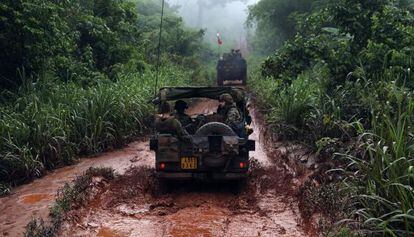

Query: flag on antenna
<box><xmin>217</xmin><ymin>32</ymin><xmax>223</xmax><ymax>45</ymax></box>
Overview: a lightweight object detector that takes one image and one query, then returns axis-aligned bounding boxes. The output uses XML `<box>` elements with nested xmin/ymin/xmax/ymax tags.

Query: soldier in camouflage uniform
<box><xmin>217</xmin><ymin>93</ymin><xmax>244</xmax><ymax>136</ymax></box>
<box><xmin>155</xmin><ymin>102</ymin><xmax>191</xmax><ymax>142</ymax></box>
<box><xmin>173</xmin><ymin>100</ymin><xmax>192</xmax><ymax>127</ymax></box>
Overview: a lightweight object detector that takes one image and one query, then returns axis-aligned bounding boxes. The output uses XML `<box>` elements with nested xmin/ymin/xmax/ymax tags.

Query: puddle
<box><xmin>167</xmin><ymin>205</ymin><xmax>228</xmax><ymax>237</ymax></box>
<box><xmin>0</xmin><ymin>141</ymin><xmax>151</xmax><ymax>237</ymax></box>
<box><xmin>97</xmin><ymin>227</ymin><xmax>127</xmax><ymax>237</ymax></box>
<box><xmin>19</xmin><ymin>193</ymin><xmax>54</xmax><ymax>204</ymax></box>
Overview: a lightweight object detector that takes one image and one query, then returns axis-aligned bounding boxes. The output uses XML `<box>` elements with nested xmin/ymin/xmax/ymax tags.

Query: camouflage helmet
<box><xmin>219</xmin><ymin>93</ymin><xmax>234</xmax><ymax>104</ymax></box>
<box><xmin>174</xmin><ymin>100</ymin><xmax>188</xmax><ymax>111</ymax></box>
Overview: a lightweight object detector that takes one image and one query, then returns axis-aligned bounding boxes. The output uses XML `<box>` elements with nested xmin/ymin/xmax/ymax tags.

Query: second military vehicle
<box><xmin>217</xmin><ymin>49</ymin><xmax>247</xmax><ymax>86</ymax></box>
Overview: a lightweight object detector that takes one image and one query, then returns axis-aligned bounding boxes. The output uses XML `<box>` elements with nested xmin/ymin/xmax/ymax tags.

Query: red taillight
<box><xmin>159</xmin><ymin>163</ymin><xmax>166</xmax><ymax>169</ymax></box>
<box><xmin>239</xmin><ymin>162</ymin><xmax>246</xmax><ymax>168</ymax></box>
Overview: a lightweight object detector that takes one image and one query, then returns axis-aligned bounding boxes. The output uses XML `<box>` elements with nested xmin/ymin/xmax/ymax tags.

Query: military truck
<box><xmin>217</xmin><ymin>49</ymin><xmax>247</xmax><ymax>86</ymax></box>
<box><xmin>150</xmin><ymin>87</ymin><xmax>255</xmax><ymax>181</ymax></box>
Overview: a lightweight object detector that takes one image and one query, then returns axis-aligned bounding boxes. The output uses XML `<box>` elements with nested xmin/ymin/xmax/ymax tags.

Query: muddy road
<box><xmin>0</xmin><ymin>140</ymin><xmax>154</xmax><ymax>237</ymax></box>
<box><xmin>0</xmin><ymin>100</ymin><xmax>314</xmax><ymax>237</ymax></box>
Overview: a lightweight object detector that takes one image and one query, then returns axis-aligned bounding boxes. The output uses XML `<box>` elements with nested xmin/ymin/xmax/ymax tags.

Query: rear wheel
<box><xmin>195</xmin><ymin>122</ymin><xmax>236</xmax><ymax>136</ymax></box>
<box><xmin>195</xmin><ymin>122</ymin><xmax>236</xmax><ymax>168</ymax></box>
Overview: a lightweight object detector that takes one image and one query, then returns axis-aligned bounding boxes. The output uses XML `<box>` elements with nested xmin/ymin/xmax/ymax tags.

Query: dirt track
<box><xmin>0</xmin><ymin>100</ymin><xmax>315</xmax><ymax>237</ymax></box>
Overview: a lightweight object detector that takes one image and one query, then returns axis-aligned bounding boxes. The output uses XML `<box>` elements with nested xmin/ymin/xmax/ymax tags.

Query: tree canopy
<box><xmin>0</xmin><ymin>0</ymin><xmax>209</xmax><ymax>89</ymax></box>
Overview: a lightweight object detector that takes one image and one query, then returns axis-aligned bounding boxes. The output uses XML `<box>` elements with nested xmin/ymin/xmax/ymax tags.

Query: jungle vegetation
<box><xmin>0</xmin><ymin>0</ymin><xmax>213</xmax><ymax>193</ymax></box>
<box><xmin>248</xmin><ymin>0</ymin><xmax>414</xmax><ymax>236</ymax></box>
<box><xmin>2</xmin><ymin>0</ymin><xmax>414</xmax><ymax>235</ymax></box>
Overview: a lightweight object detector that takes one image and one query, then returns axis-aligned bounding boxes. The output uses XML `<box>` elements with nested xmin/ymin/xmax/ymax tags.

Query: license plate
<box><xmin>181</xmin><ymin>157</ymin><xmax>197</xmax><ymax>170</ymax></box>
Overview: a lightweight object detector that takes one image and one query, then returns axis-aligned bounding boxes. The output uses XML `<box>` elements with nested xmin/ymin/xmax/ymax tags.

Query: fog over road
<box><xmin>167</xmin><ymin>0</ymin><xmax>259</xmax><ymax>48</ymax></box>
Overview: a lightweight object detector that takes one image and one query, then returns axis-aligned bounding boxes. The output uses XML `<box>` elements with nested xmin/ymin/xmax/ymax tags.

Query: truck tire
<box><xmin>196</xmin><ymin>122</ymin><xmax>236</xmax><ymax>168</ymax></box>
<box><xmin>195</xmin><ymin>122</ymin><xmax>236</xmax><ymax>136</ymax></box>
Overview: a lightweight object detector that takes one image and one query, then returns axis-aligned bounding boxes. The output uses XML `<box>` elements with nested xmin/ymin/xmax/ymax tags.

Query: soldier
<box><xmin>217</xmin><ymin>93</ymin><xmax>244</xmax><ymax>136</ymax></box>
<box><xmin>155</xmin><ymin>102</ymin><xmax>191</xmax><ymax>142</ymax></box>
<box><xmin>173</xmin><ymin>100</ymin><xmax>192</xmax><ymax>127</ymax></box>
<box><xmin>173</xmin><ymin>100</ymin><xmax>198</xmax><ymax>134</ymax></box>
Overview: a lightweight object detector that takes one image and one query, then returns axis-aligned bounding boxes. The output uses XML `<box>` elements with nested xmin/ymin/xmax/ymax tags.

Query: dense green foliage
<box><xmin>247</xmin><ymin>0</ymin><xmax>317</xmax><ymax>53</ymax></box>
<box><xmin>0</xmin><ymin>66</ymin><xmax>192</xmax><ymax>187</ymax></box>
<box><xmin>0</xmin><ymin>0</ymin><xmax>211</xmax><ymax>191</ymax></box>
<box><xmin>0</xmin><ymin>0</ymin><xmax>208</xmax><ymax>90</ymax></box>
<box><xmin>249</xmin><ymin>0</ymin><xmax>414</xmax><ymax>235</ymax></box>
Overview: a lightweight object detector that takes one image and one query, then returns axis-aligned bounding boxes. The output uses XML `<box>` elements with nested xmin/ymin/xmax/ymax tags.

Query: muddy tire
<box><xmin>195</xmin><ymin>122</ymin><xmax>236</xmax><ymax>136</ymax></box>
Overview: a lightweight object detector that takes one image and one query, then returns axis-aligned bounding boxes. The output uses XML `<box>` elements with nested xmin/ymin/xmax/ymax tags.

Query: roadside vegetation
<box><xmin>0</xmin><ymin>0</ymin><xmax>213</xmax><ymax>194</ymax></box>
<box><xmin>24</xmin><ymin>167</ymin><xmax>115</xmax><ymax>237</ymax></box>
<box><xmin>248</xmin><ymin>0</ymin><xmax>414</xmax><ymax>236</ymax></box>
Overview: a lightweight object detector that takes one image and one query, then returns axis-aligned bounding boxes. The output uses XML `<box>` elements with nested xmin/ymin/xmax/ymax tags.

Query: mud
<box><xmin>60</xmin><ymin>168</ymin><xmax>307</xmax><ymax>237</ymax></box>
<box><xmin>0</xmin><ymin>140</ymin><xmax>153</xmax><ymax>237</ymax></box>
<box><xmin>0</xmin><ymin>100</ymin><xmax>316</xmax><ymax>237</ymax></box>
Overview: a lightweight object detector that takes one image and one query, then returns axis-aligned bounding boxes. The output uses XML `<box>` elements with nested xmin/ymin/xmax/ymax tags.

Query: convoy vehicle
<box><xmin>150</xmin><ymin>87</ymin><xmax>255</xmax><ymax>181</ymax></box>
<box><xmin>217</xmin><ymin>50</ymin><xmax>247</xmax><ymax>86</ymax></box>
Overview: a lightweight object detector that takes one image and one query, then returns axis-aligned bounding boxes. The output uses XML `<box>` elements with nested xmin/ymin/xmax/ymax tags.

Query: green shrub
<box><xmin>269</xmin><ymin>72</ymin><xmax>320</xmax><ymax>128</ymax></box>
<box><xmin>249</xmin><ymin>0</ymin><xmax>414</xmax><ymax>235</ymax></box>
<box><xmin>343</xmin><ymin>80</ymin><xmax>414</xmax><ymax>236</ymax></box>
<box><xmin>0</xmin><ymin>64</ymin><xmax>193</xmax><ymax>185</ymax></box>
<box><xmin>25</xmin><ymin>167</ymin><xmax>114</xmax><ymax>237</ymax></box>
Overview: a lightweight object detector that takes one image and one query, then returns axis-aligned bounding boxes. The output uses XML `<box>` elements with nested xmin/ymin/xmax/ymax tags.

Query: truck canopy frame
<box><xmin>153</xmin><ymin>86</ymin><xmax>247</xmax><ymax>104</ymax></box>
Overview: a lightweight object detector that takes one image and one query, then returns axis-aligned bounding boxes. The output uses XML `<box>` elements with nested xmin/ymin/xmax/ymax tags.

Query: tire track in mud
<box><xmin>59</xmin><ymin>100</ymin><xmax>312</xmax><ymax>237</ymax></box>
<box><xmin>0</xmin><ymin>100</ymin><xmax>315</xmax><ymax>237</ymax></box>
<box><xmin>0</xmin><ymin>141</ymin><xmax>153</xmax><ymax>237</ymax></box>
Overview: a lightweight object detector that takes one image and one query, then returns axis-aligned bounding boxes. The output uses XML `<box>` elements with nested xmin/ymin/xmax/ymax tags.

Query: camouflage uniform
<box><xmin>173</xmin><ymin>100</ymin><xmax>194</xmax><ymax>133</ymax></box>
<box><xmin>173</xmin><ymin>112</ymin><xmax>192</xmax><ymax>128</ymax></box>
<box><xmin>225</xmin><ymin>104</ymin><xmax>242</xmax><ymax>129</ymax></box>
<box><xmin>155</xmin><ymin>115</ymin><xmax>190</xmax><ymax>142</ymax></box>
<box><xmin>218</xmin><ymin>94</ymin><xmax>244</xmax><ymax>136</ymax></box>
<box><xmin>155</xmin><ymin>101</ymin><xmax>191</xmax><ymax>142</ymax></box>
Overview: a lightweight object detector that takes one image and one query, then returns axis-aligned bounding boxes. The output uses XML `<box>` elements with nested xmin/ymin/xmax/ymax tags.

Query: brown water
<box><xmin>0</xmin><ymin>101</ymin><xmax>313</xmax><ymax>237</ymax></box>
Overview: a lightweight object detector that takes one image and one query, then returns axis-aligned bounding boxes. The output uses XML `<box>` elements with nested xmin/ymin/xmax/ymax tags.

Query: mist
<box><xmin>166</xmin><ymin>0</ymin><xmax>259</xmax><ymax>50</ymax></box>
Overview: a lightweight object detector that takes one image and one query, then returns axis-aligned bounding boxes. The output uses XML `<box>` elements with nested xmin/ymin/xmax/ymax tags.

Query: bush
<box><xmin>0</xmin><ymin>64</ymin><xmax>193</xmax><ymax>186</ymax></box>
<box><xmin>25</xmin><ymin>167</ymin><xmax>115</xmax><ymax>237</ymax></box>
<box><xmin>249</xmin><ymin>1</ymin><xmax>414</xmax><ymax>234</ymax></box>
<box><xmin>343</xmin><ymin>79</ymin><xmax>414</xmax><ymax>236</ymax></box>
<box><xmin>0</xmin><ymin>0</ymin><xmax>210</xmax><ymax>89</ymax></box>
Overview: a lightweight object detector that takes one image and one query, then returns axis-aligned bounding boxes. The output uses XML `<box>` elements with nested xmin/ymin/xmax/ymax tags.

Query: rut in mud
<box><xmin>0</xmin><ymin>100</ymin><xmax>315</xmax><ymax>237</ymax></box>
<box><xmin>0</xmin><ymin>141</ymin><xmax>154</xmax><ymax>237</ymax></box>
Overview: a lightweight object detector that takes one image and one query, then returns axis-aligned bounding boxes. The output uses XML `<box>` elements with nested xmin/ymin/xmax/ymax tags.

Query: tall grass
<box><xmin>249</xmin><ymin>67</ymin><xmax>324</xmax><ymax>142</ymax></box>
<box><xmin>251</xmin><ymin>71</ymin><xmax>320</xmax><ymax>123</ymax></box>
<box><xmin>0</xmin><ymin>64</ymin><xmax>193</xmax><ymax>187</ymax></box>
<box><xmin>251</xmin><ymin>56</ymin><xmax>414</xmax><ymax>235</ymax></box>
<box><xmin>344</xmin><ymin>80</ymin><xmax>414</xmax><ymax>236</ymax></box>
